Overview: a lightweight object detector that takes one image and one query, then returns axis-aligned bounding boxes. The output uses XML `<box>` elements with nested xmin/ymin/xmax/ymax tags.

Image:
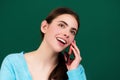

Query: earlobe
<box><xmin>41</xmin><ymin>20</ymin><xmax>48</xmax><ymax>33</ymax></box>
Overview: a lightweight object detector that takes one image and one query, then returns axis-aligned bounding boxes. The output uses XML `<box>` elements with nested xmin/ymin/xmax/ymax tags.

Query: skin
<box><xmin>24</xmin><ymin>14</ymin><xmax>82</xmax><ymax>80</ymax></box>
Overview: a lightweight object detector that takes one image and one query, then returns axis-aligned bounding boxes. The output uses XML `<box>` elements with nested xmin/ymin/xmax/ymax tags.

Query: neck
<box><xmin>34</xmin><ymin>39</ymin><xmax>58</xmax><ymax>66</ymax></box>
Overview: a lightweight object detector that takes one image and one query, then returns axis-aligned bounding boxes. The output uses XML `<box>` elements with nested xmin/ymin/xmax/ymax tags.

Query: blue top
<box><xmin>0</xmin><ymin>52</ymin><xmax>86</xmax><ymax>80</ymax></box>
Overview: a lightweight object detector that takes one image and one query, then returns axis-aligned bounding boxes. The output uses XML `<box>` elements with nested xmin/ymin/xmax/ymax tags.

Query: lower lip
<box><xmin>57</xmin><ymin>40</ymin><xmax>65</xmax><ymax>47</ymax></box>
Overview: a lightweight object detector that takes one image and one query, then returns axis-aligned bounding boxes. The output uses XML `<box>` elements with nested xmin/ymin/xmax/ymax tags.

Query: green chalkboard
<box><xmin>0</xmin><ymin>0</ymin><xmax>120</xmax><ymax>80</ymax></box>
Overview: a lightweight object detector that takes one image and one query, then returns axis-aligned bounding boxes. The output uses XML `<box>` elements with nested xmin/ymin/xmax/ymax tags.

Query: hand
<box><xmin>64</xmin><ymin>40</ymin><xmax>82</xmax><ymax>70</ymax></box>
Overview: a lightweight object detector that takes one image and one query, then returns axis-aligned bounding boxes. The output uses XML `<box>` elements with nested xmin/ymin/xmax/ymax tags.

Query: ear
<box><xmin>41</xmin><ymin>20</ymin><xmax>49</xmax><ymax>34</ymax></box>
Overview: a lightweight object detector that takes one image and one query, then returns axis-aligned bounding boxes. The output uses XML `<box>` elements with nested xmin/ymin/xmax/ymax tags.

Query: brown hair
<box><xmin>41</xmin><ymin>7</ymin><xmax>80</xmax><ymax>80</ymax></box>
<box><xmin>41</xmin><ymin>7</ymin><xmax>80</xmax><ymax>39</ymax></box>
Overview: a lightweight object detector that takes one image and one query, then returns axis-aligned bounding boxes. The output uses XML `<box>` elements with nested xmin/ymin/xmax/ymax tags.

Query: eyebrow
<box><xmin>59</xmin><ymin>20</ymin><xmax>78</xmax><ymax>31</ymax></box>
<box><xmin>59</xmin><ymin>21</ymin><xmax>68</xmax><ymax>26</ymax></box>
<box><xmin>71</xmin><ymin>28</ymin><xmax>77</xmax><ymax>32</ymax></box>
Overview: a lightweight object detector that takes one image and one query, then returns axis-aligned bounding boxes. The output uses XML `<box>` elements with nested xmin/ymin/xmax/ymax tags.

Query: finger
<box><xmin>64</xmin><ymin>53</ymin><xmax>72</xmax><ymax>65</ymax></box>
<box><xmin>71</xmin><ymin>44</ymin><xmax>82</xmax><ymax>62</ymax></box>
<box><xmin>64</xmin><ymin>53</ymin><xmax>67</xmax><ymax>63</ymax></box>
<box><xmin>71</xmin><ymin>46</ymin><xmax>82</xmax><ymax>63</ymax></box>
<box><xmin>71</xmin><ymin>41</ymin><xmax>80</xmax><ymax>56</ymax></box>
<box><xmin>71</xmin><ymin>45</ymin><xmax>79</xmax><ymax>59</ymax></box>
<box><xmin>71</xmin><ymin>43</ymin><xmax>82</xmax><ymax>60</ymax></box>
<box><xmin>64</xmin><ymin>52</ymin><xmax>69</xmax><ymax>63</ymax></box>
<box><xmin>68</xmin><ymin>44</ymin><xmax>72</xmax><ymax>55</ymax></box>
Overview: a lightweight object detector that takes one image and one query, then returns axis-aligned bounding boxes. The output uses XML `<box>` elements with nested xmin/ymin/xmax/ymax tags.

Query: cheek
<box><xmin>50</xmin><ymin>25</ymin><xmax>60</xmax><ymax>33</ymax></box>
<box><xmin>69</xmin><ymin>36</ymin><xmax>75</xmax><ymax>44</ymax></box>
<box><xmin>47</xmin><ymin>26</ymin><xmax>59</xmax><ymax>35</ymax></box>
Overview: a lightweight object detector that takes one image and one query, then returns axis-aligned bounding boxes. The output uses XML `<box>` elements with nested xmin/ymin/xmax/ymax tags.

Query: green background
<box><xmin>0</xmin><ymin>0</ymin><xmax>120</xmax><ymax>80</ymax></box>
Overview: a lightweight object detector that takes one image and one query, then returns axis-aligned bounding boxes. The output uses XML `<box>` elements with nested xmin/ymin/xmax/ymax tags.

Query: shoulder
<box><xmin>6</xmin><ymin>52</ymin><xmax>23</xmax><ymax>58</ymax></box>
<box><xmin>2</xmin><ymin>52</ymin><xmax>24</xmax><ymax>65</ymax></box>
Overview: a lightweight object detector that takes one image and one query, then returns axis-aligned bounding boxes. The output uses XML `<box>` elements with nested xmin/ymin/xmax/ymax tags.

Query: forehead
<box><xmin>52</xmin><ymin>14</ymin><xmax>78</xmax><ymax>29</ymax></box>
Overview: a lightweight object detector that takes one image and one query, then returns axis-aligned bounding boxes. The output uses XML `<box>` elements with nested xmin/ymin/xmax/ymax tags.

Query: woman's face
<box><xmin>42</xmin><ymin>14</ymin><xmax>78</xmax><ymax>52</ymax></box>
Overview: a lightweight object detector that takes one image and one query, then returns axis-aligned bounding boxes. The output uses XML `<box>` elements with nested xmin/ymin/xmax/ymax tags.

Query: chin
<box><xmin>54</xmin><ymin>46</ymin><xmax>67</xmax><ymax>53</ymax></box>
<box><xmin>55</xmin><ymin>49</ymin><xmax>64</xmax><ymax>53</ymax></box>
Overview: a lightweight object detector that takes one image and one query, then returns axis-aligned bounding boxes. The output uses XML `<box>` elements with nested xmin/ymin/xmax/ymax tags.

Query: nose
<box><xmin>64</xmin><ymin>33</ymin><xmax>69</xmax><ymax>38</ymax></box>
<box><xmin>63</xmin><ymin>28</ymin><xmax>70</xmax><ymax>38</ymax></box>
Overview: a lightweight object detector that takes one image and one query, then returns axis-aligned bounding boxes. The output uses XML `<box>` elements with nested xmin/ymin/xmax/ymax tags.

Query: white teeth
<box><xmin>57</xmin><ymin>37</ymin><xmax>66</xmax><ymax>44</ymax></box>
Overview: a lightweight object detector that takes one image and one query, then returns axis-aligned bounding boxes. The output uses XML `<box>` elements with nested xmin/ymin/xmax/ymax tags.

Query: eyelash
<box><xmin>58</xmin><ymin>23</ymin><xmax>65</xmax><ymax>28</ymax></box>
<box><xmin>70</xmin><ymin>30</ymin><xmax>76</xmax><ymax>35</ymax></box>
<box><xmin>58</xmin><ymin>23</ymin><xmax>76</xmax><ymax>35</ymax></box>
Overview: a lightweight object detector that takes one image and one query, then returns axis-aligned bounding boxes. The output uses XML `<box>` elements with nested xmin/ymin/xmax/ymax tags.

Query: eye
<box><xmin>70</xmin><ymin>30</ymin><xmax>76</xmax><ymax>35</ymax></box>
<box><xmin>58</xmin><ymin>23</ymin><xmax>65</xmax><ymax>28</ymax></box>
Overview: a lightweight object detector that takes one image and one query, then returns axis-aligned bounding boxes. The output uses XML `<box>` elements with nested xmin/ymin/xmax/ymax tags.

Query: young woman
<box><xmin>0</xmin><ymin>7</ymin><xmax>86</xmax><ymax>80</ymax></box>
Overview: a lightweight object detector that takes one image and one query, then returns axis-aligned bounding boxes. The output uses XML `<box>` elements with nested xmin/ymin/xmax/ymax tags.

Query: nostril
<box><xmin>64</xmin><ymin>34</ymin><xmax>69</xmax><ymax>38</ymax></box>
<box><xmin>66</xmin><ymin>36</ymin><xmax>69</xmax><ymax>38</ymax></box>
<box><xmin>64</xmin><ymin>34</ymin><xmax>67</xmax><ymax>36</ymax></box>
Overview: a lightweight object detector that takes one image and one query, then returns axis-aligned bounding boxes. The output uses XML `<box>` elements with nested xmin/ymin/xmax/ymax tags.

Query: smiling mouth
<box><xmin>56</xmin><ymin>37</ymin><xmax>67</xmax><ymax>44</ymax></box>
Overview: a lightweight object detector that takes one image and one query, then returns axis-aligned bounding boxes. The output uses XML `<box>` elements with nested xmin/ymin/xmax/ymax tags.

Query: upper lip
<box><xmin>56</xmin><ymin>37</ymin><xmax>67</xmax><ymax>44</ymax></box>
